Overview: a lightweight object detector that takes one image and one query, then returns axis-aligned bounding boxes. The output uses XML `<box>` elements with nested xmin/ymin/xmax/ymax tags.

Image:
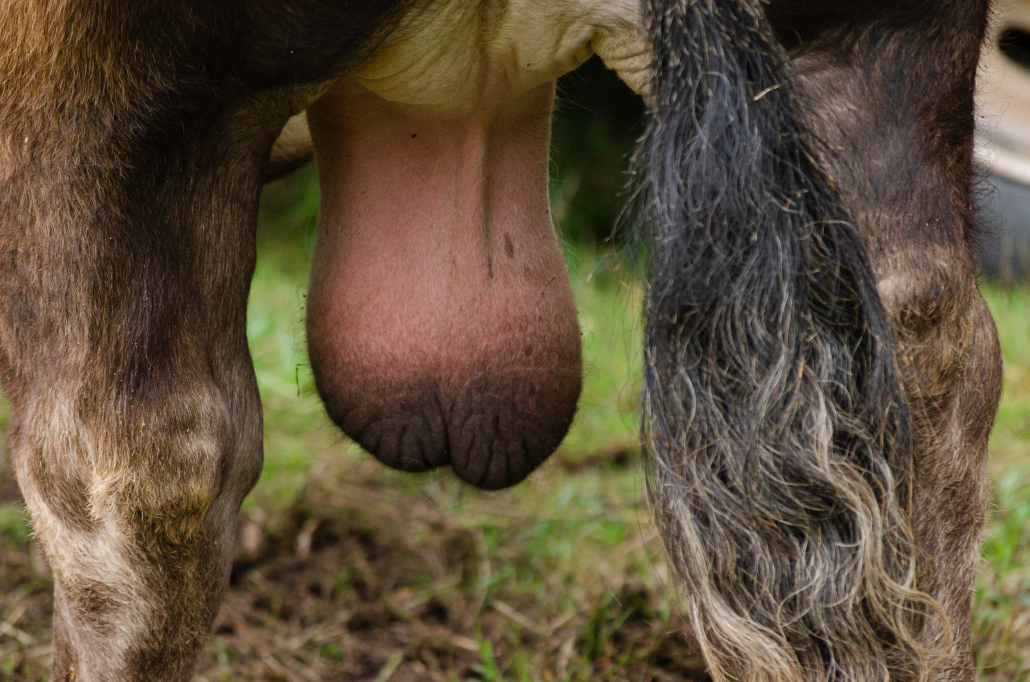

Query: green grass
<box><xmin>2</xmin><ymin>168</ymin><xmax>1030</xmax><ymax>679</ymax></box>
<box><xmin>182</xmin><ymin>172</ymin><xmax>685</xmax><ymax>680</ymax></box>
<box><xmin>973</xmin><ymin>286</ymin><xmax>1030</xmax><ymax>682</ymax></box>
<box><xmin>239</xmin><ymin>170</ymin><xmax>1030</xmax><ymax>680</ymax></box>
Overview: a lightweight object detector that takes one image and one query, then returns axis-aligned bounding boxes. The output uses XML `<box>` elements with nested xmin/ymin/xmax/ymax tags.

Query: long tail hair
<box><xmin>633</xmin><ymin>2</ymin><xmax>940</xmax><ymax>680</ymax></box>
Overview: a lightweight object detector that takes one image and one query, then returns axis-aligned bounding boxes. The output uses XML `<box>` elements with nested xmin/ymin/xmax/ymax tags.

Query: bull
<box><xmin>0</xmin><ymin>0</ymin><xmax>1000</xmax><ymax>680</ymax></box>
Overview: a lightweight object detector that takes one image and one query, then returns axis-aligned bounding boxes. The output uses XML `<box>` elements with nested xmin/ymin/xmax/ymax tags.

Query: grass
<box><xmin>972</xmin><ymin>286</ymin><xmax>1030</xmax><ymax>682</ymax></box>
<box><xmin>0</xmin><ymin>171</ymin><xmax>1028</xmax><ymax>680</ymax></box>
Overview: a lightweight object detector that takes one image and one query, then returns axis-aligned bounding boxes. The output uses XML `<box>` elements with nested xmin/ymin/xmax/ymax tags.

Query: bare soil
<box><xmin>0</xmin><ymin>451</ymin><xmax>710</xmax><ymax>682</ymax></box>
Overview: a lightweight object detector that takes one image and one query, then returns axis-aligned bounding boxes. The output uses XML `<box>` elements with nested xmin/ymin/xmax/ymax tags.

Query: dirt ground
<box><xmin>2</xmin><ymin>271</ymin><xmax>1029</xmax><ymax>681</ymax></box>
<box><xmin>0</xmin><ymin>445</ymin><xmax>710</xmax><ymax>682</ymax></box>
<box><xmin>3</xmin><ymin>409</ymin><xmax>1030</xmax><ymax>682</ymax></box>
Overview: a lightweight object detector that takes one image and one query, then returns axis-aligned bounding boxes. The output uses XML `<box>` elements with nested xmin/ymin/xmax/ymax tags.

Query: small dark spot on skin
<box><xmin>524</xmin><ymin>266</ymin><xmax>532</xmax><ymax>280</ymax></box>
<box><xmin>504</xmin><ymin>234</ymin><xmax>514</xmax><ymax>258</ymax></box>
<box><xmin>411</xmin><ymin>133</ymin><xmax>417</xmax><ymax>138</ymax></box>
<box><xmin>524</xmin><ymin>345</ymin><xmax>532</xmax><ymax>357</ymax></box>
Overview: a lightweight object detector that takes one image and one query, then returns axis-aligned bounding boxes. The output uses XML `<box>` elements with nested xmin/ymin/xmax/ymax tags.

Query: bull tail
<box><xmin>634</xmin><ymin>1</ymin><xmax>940</xmax><ymax>680</ymax></box>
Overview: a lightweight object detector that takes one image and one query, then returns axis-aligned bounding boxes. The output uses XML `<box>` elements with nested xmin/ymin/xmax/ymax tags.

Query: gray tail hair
<box><xmin>632</xmin><ymin>1</ymin><xmax>942</xmax><ymax>680</ymax></box>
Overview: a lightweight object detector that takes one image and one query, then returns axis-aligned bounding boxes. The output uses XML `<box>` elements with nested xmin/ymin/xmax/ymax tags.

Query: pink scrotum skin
<box><xmin>305</xmin><ymin>0</ymin><xmax>646</xmax><ymax>488</ymax></box>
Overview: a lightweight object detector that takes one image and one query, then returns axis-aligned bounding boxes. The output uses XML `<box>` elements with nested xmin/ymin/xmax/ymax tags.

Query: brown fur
<box><xmin>0</xmin><ymin>0</ymin><xmax>1006</xmax><ymax>680</ymax></box>
<box><xmin>0</xmin><ymin>1</ymin><xmax>405</xmax><ymax>678</ymax></box>
<box><xmin>780</xmin><ymin>2</ymin><xmax>1001</xmax><ymax>678</ymax></box>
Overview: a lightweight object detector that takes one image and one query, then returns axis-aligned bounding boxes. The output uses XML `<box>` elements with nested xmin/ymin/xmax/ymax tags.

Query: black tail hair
<box><xmin>634</xmin><ymin>1</ymin><xmax>939</xmax><ymax>680</ymax></box>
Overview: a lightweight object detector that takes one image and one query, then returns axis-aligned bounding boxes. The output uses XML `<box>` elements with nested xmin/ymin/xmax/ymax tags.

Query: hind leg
<box><xmin>789</xmin><ymin>3</ymin><xmax>1002</xmax><ymax>677</ymax></box>
<box><xmin>865</xmin><ymin>171</ymin><xmax>1001</xmax><ymax>682</ymax></box>
<box><xmin>0</xmin><ymin>117</ymin><xmax>266</xmax><ymax>682</ymax></box>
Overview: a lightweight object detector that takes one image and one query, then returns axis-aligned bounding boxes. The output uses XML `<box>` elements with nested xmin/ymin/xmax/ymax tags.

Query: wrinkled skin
<box><xmin>0</xmin><ymin>1</ymin><xmax>1001</xmax><ymax>681</ymax></box>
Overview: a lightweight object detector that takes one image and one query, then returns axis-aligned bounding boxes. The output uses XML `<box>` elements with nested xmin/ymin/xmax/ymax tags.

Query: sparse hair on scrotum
<box><xmin>633</xmin><ymin>1</ymin><xmax>943</xmax><ymax>681</ymax></box>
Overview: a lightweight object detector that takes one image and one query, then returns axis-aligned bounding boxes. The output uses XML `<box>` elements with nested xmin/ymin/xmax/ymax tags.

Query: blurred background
<box><xmin>1</xmin><ymin>46</ymin><xmax>1030</xmax><ymax>682</ymax></box>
